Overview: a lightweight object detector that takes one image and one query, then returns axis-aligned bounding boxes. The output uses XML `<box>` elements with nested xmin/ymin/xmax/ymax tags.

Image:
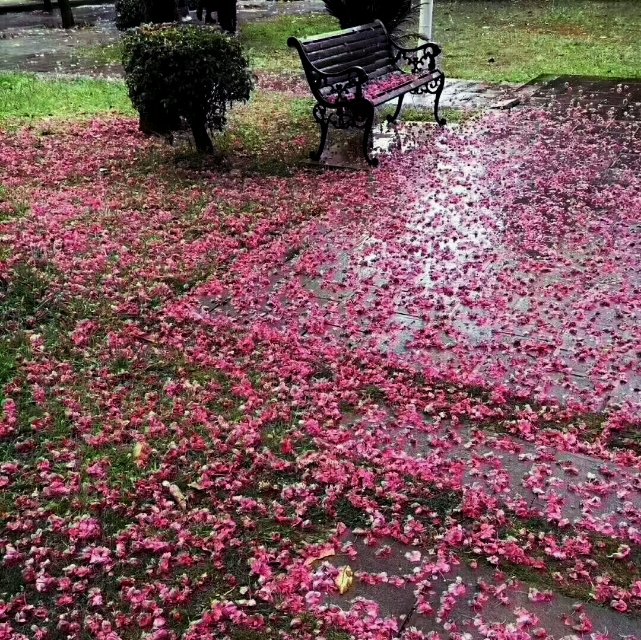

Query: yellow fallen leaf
<box><xmin>335</xmin><ymin>566</ymin><xmax>354</xmax><ymax>595</ymax></box>
<box><xmin>132</xmin><ymin>442</ymin><xmax>144</xmax><ymax>460</ymax></box>
<box><xmin>162</xmin><ymin>481</ymin><xmax>187</xmax><ymax>510</ymax></box>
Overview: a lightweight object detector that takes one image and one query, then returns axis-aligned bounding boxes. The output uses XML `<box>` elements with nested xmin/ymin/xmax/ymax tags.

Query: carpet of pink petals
<box><xmin>1</xmin><ymin>106</ymin><xmax>641</xmax><ymax>640</ymax></box>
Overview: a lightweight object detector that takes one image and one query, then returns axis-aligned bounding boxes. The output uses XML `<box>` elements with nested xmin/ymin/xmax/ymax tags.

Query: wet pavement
<box><xmin>0</xmin><ymin>5</ymin><xmax>120</xmax><ymax>76</ymax></box>
<box><xmin>286</xmin><ymin>78</ymin><xmax>641</xmax><ymax>417</ymax></box>
<box><xmin>529</xmin><ymin>75</ymin><xmax>641</xmax><ymax>122</ymax></box>
<box><xmin>325</xmin><ymin>533</ymin><xmax>641</xmax><ymax>639</ymax></box>
<box><xmin>195</xmin><ymin>79</ymin><xmax>641</xmax><ymax>636</ymax></box>
<box><xmin>0</xmin><ymin>1</ymin><xmax>327</xmax><ymax>74</ymax></box>
<box><xmin>311</xmin><ymin>410</ymin><xmax>641</xmax><ymax>638</ymax></box>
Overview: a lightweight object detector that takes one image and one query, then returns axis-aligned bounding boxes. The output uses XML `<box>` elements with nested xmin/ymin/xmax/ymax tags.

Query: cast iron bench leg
<box><xmin>434</xmin><ymin>75</ymin><xmax>447</xmax><ymax>127</ymax></box>
<box><xmin>311</xmin><ymin>103</ymin><xmax>329</xmax><ymax>161</ymax></box>
<box><xmin>362</xmin><ymin>103</ymin><xmax>378</xmax><ymax>167</ymax></box>
<box><xmin>387</xmin><ymin>94</ymin><xmax>405</xmax><ymax>124</ymax></box>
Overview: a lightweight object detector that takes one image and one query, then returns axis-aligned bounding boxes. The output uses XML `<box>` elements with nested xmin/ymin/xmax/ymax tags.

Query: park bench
<box><xmin>288</xmin><ymin>20</ymin><xmax>446</xmax><ymax>166</ymax></box>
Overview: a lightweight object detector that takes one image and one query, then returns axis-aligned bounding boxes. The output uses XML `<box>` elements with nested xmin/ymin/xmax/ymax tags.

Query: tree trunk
<box><xmin>190</xmin><ymin>119</ymin><xmax>214</xmax><ymax>153</ymax></box>
<box><xmin>138</xmin><ymin>105</ymin><xmax>181</xmax><ymax>136</ymax></box>
<box><xmin>218</xmin><ymin>0</ymin><xmax>237</xmax><ymax>33</ymax></box>
<box><xmin>58</xmin><ymin>0</ymin><xmax>75</xmax><ymax>28</ymax></box>
<box><xmin>43</xmin><ymin>0</ymin><xmax>53</xmax><ymax>13</ymax></box>
<box><xmin>145</xmin><ymin>0</ymin><xmax>179</xmax><ymax>23</ymax></box>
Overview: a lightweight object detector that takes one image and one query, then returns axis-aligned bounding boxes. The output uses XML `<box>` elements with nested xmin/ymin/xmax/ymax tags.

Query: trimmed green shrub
<box><xmin>122</xmin><ymin>24</ymin><xmax>254</xmax><ymax>152</ymax></box>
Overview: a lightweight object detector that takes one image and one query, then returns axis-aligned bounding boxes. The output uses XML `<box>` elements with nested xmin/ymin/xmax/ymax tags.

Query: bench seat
<box><xmin>324</xmin><ymin>69</ymin><xmax>443</xmax><ymax>105</ymax></box>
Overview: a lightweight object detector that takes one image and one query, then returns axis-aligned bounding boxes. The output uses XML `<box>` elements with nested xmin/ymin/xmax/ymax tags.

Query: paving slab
<box><xmin>527</xmin><ymin>76</ymin><xmax>641</xmax><ymax>122</ymax></box>
<box><xmin>322</xmin><ymin>532</ymin><xmax>641</xmax><ymax>640</ymax></box>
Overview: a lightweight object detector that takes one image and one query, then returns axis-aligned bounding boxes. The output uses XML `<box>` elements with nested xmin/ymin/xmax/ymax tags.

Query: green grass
<box><xmin>78</xmin><ymin>41</ymin><xmax>124</xmax><ymax>68</ymax></box>
<box><xmin>0</xmin><ymin>73</ymin><xmax>134</xmax><ymax>122</ymax></box>
<box><xmin>239</xmin><ymin>14</ymin><xmax>339</xmax><ymax>72</ymax></box>
<box><xmin>435</xmin><ymin>0</ymin><xmax>641</xmax><ymax>83</ymax></box>
<box><xmin>241</xmin><ymin>3</ymin><xmax>641</xmax><ymax>82</ymax></box>
<box><xmin>81</xmin><ymin>2</ymin><xmax>641</xmax><ymax>86</ymax></box>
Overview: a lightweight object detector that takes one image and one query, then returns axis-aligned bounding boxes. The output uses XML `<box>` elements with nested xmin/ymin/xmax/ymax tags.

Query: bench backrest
<box><xmin>288</xmin><ymin>21</ymin><xmax>396</xmax><ymax>88</ymax></box>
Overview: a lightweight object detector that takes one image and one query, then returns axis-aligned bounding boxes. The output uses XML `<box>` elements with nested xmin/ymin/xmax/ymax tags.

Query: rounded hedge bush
<box><xmin>123</xmin><ymin>25</ymin><xmax>254</xmax><ymax>152</ymax></box>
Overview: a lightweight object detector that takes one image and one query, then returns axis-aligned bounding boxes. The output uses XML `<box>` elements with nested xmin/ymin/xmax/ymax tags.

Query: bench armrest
<box><xmin>392</xmin><ymin>41</ymin><xmax>442</xmax><ymax>74</ymax></box>
<box><xmin>314</xmin><ymin>65</ymin><xmax>369</xmax><ymax>84</ymax></box>
<box><xmin>312</xmin><ymin>66</ymin><xmax>370</xmax><ymax>103</ymax></box>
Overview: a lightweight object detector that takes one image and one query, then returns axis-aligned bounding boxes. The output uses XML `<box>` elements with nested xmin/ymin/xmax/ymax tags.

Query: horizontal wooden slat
<box><xmin>302</xmin><ymin>30</ymin><xmax>386</xmax><ymax>53</ymax></box>
<box><xmin>304</xmin><ymin>33</ymin><xmax>388</xmax><ymax>58</ymax></box>
<box><xmin>311</xmin><ymin>47</ymin><xmax>386</xmax><ymax>71</ymax></box>
<box><xmin>298</xmin><ymin>22</ymin><xmax>386</xmax><ymax>47</ymax></box>
<box><xmin>296</xmin><ymin>20</ymin><xmax>387</xmax><ymax>45</ymax></box>
<box><xmin>307</xmin><ymin>38</ymin><xmax>388</xmax><ymax>63</ymax></box>
<box><xmin>368</xmin><ymin>64</ymin><xmax>397</xmax><ymax>77</ymax></box>
<box><xmin>363</xmin><ymin>63</ymin><xmax>397</xmax><ymax>79</ymax></box>
<box><xmin>317</xmin><ymin>50</ymin><xmax>393</xmax><ymax>75</ymax></box>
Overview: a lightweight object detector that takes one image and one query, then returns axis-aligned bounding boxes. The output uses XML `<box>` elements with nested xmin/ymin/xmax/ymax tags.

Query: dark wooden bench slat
<box><xmin>369</xmin><ymin>70</ymin><xmax>443</xmax><ymax>105</ymax></box>
<box><xmin>317</xmin><ymin>65</ymin><xmax>397</xmax><ymax>88</ymax></box>
<box><xmin>298</xmin><ymin>23</ymin><xmax>385</xmax><ymax>45</ymax></box>
<box><xmin>307</xmin><ymin>39</ymin><xmax>390</xmax><ymax>64</ymax></box>
<box><xmin>313</xmin><ymin>45</ymin><xmax>392</xmax><ymax>70</ymax></box>
<box><xmin>363</xmin><ymin>65</ymin><xmax>399</xmax><ymax>81</ymax></box>
<box><xmin>302</xmin><ymin>28</ymin><xmax>387</xmax><ymax>48</ymax></box>
<box><xmin>295</xmin><ymin>21</ymin><xmax>385</xmax><ymax>46</ymax></box>
<box><xmin>318</xmin><ymin>55</ymin><xmax>393</xmax><ymax>78</ymax></box>
<box><xmin>304</xmin><ymin>34</ymin><xmax>389</xmax><ymax>59</ymax></box>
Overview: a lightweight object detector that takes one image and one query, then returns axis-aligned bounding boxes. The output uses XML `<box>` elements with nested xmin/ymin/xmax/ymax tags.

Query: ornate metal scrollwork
<box><xmin>313</xmin><ymin>69</ymin><xmax>365</xmax><ymax>105</ymax></box>
<box><xmin>393</xmin><ymin>44</ymin><xmax>439</xmax><ymax>74</ymax></box>
<box><xmin>411</xmin><ymin>75</ymin><xmax>444</xmax><ymax>96</ymax></box>
<box><xmin>312</xmin><ymin>101</ymin><xmax>369</xmax><ymax>131</ymax></box>
<box><xmin>312</xmin><ymin>102</ymin><xmax>328</xmax><ymax>125</ymax></box>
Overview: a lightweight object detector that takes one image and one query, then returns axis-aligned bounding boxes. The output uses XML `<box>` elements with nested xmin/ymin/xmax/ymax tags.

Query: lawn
<box><xmin>0</xmin><ymin>73</ymin><xmax>134</xmax><ymax>122</ymax></box>
<box><xmin>434</xmin><ymin>0</ymin><xmax>641</xmax><ymax>83</ymax></box>
<box><xmin>241</xmin><ymin>2</ymin><xmax>641</xmax><ymax>83</ymax></box>
<box><xmin>239</xmin><ymin>2</ymin><xmax>641</xmax><ymax>83</ymax></box>
<box><xmin>239</xmin><ymin>14</ymin><xmax>338</xmax><ymax>73</ymax></box>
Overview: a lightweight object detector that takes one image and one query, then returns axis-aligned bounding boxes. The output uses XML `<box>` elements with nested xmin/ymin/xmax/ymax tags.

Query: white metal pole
<box><xmin>418</xmin><ymin>0</ymin><xmax>434</xmax><ymax>40</ymax></box>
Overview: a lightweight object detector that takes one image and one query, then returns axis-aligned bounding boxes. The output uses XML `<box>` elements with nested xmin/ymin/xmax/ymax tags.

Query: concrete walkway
<box><xmin>196</xmin><ymin>77</ymin><xmax>641</xmax><ymax>638</ymax></box>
